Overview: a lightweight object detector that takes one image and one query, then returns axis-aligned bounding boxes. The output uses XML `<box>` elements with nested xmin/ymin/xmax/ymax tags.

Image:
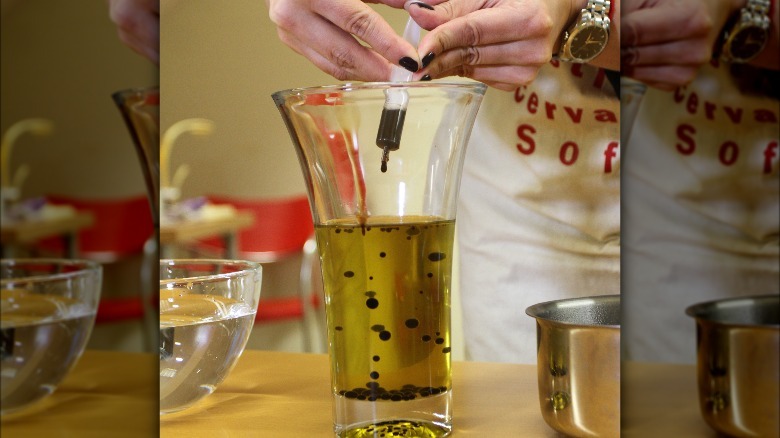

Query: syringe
<box><xmin>376</xmin><ymin>16</ymin><xmax>421</xmax><ymax>173</ymax></box>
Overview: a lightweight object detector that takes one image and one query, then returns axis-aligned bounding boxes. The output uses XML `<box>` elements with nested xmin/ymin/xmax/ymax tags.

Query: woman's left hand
<box><xmin>107</xmin><ymin>0</ymin><xmax>160</xmax><ymax>65</ymax></box>
<box><xmin>409</xmin><ymin>0</ymin><xmax>619</xmax><ymax>91</ymax></box>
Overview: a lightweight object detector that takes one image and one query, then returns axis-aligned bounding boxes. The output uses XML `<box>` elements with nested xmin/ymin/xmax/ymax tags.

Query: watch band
<box><xmin>590</xmin><ymin>0</ymin><xmax>612</xmax><ymax>21</ymax></box>
<box><xmin>741</xmin><ymin>0</ymin><xmax>771</xmax><ymax>27</ymax></box>
<box><xmin>746</xmin><ymin>0</ymin><xmax>771</xmax><ymax>17</ymax></box>
<box><xmin>576</xmin><ymin>0</ymin><xmax>611</xmax><ymax>31</ymax></box>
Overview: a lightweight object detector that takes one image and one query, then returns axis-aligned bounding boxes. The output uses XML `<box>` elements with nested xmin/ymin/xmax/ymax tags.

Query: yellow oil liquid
<box><xmin>316</xmin><ymin>216</ymin><xmax>453</xmax><ymax>406</ymax></box>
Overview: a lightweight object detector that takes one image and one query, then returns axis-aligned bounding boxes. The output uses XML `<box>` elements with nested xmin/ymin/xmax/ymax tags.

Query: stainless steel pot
<box><xmin>526</xmin><ymin>295</ymin><xmax>620</xmax><ymax>438</ymax></box>
<box><xmin>686</xmin><ymin>294</ymin><xmax>779</xmax><ymax>438</ymax></box>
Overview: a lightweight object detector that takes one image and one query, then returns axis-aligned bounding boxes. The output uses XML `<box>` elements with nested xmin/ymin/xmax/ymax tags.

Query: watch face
<box><xmin>570</xmin><ymin>26</ymin><xmax>608</xmax><ymax>61</ymax></box>
<box><xmin>729</xmin><ymin>27</ymin><xmax>768</xmax><ymax>61</ymax></box>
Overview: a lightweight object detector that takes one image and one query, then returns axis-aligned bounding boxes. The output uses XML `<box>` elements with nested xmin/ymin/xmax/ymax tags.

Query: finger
<box><xmin>622</xmin><ymin>2</ymin><xmax>712</xmax><ymax>47</ymax></box>
<box><xmin>313</xmin><ymin>1</ymin><xmax>421</xmax><ymax>71</ymax></box>
<box><xmin>109</xmin><ymin>0</ymin><xmax>159</xmax><ymax>34</ymax></box>
<box><xmin>112</xmin><ymin>18</ymin><xmax>159</xmax><ymax>48</ymax></box>
<box><xmin>420</xmin><ymin>40</ymin><xmax>550</xmax><ymax>79</ymax></box>
<box><xmin>643</xmin><ymin>81</ymin><xmax>679</xmax><ymax>92</ymax></box>
<box><xmin>482</xmin><ymin>81</ymin><xmax>523</xmax><ymax>92</ymax></box>
<box><xmin>109</xmin><ymin>1</ymin><xmax>160</xmax><ymax>60</ymax></box>
<box><xmin>141</xmin><ymin>0</ymin><xmax>160</xmax><ymax>15</ymax></box>
<box><xmin>620</xmin><ymin>66</ymin><xmax>685</xmax><ymax>91</ymax></box>
<box><xmin>626</xmin><ymin>65</ymin><xmax>699</xmax><ymax>89</ymax></box>
<box><xmin>621</xmin><ymin>38</ymin><xmax>711</xmax><ymax>67</ymax></box>
<box><xmin>431</xmin><ymin>63</ymin><xmax>541</xmax><ymax>89</ymax></box>
<box><xmin>625</xmin><ymin>77</ymin><xmax>679</xmax><ymax>92</ymax></box>
<box><xmin>274</xmin><ymin>11</ymin><xmax>394</xmax><ymax>81</ymax></box>
<box><xmin>116</xmin><ymin>30</ymin><xmax>159</xmax><ymax>65</ymax></box>
<box><xmin>369</xmin><ymin>0</ymin><xmax>414</xmax><ymax>9</ymax></box>
<box><xmin>404</xmin><ymin>0</ymin><xmax>482</xmax><ymax>30</ymax></box>
<box><xmin>417</xmin><ymin>7</ymin><xmax>553</xmax><ymax>60</ymax></box>
<box><xmin>280</xmin><ymin>30</ymin><xmax>380</xmax><ymax>81</ymax></box>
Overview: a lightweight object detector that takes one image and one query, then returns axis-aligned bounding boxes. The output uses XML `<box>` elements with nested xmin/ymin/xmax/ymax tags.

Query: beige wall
<box><xmin>1</xmin><ymin>0</ymin><xmax>156</xmax><ymax>200</ymax></box>
<box><xmin>160</xmin><ymin>0</ymin><xmax>409</xmax><ymax>200</ymax></box>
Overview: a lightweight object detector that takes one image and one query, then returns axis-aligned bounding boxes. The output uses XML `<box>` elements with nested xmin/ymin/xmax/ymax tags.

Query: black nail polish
<box><xmin>421</xmin><ymin>74</ymin><xmax>432</xmax><ymax>81</ymax></box>
<box><xmin>399</xmin><ymin>57</ymin><xmax>419</xmax><ymax>73</ymax></box>
<box><xmin>412</xmin><ymin>1</ymin><xmax>435</xmax><ymax>10</ymax></box>
<box><xmin>422</xmin><ymin>52</ymin><xmax>435</xmax><ymax>68</ymax></box>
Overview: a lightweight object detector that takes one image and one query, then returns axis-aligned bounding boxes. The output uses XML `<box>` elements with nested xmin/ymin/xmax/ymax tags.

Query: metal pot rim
<box><xmin>525</xmin><ymin>294</ymin><xmax>620</xmax><ymax>328</ymax></box>
<box><xmin>685</xmin><ymin>294</ymin><xmax>779</xmax><ymax>328</ymax></box>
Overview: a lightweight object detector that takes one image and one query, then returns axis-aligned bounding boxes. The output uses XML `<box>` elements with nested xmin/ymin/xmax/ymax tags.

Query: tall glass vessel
<box><xmin>112</xmin><ymin>87</ymin><xmax>160</xmax><ymax>224</ymax></box>
<box><xmin>112</xmin><ymin>86</ymin><xmax>159</xmax><ymax>352</ymax></box>
<box><xmin>273</xmin><ymin>82</ymin><xmax>486</xmax><ymax>437</ymax></box>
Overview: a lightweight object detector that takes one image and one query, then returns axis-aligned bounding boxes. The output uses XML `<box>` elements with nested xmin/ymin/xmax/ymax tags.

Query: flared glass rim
<box><xmin>0</xmin><ymin>258</ymin><xmax>102</xmax><ymax>285</ymax></box>
<box><xmin>111</xmin><ymin>85</ymin><xmax>159</xmax><ymax>98</ymax></box>
<box><xmin>272</xmin><ymin>80</ymin><xmax>487</xmax><ymax>101</ymax></box>
<box><xmin>111</xmin><ymin>86</ymin><xmax>160</xmax><ymax>107</ymax></box>
<box><xmin>159</xmin><ymin>259</ymin><xmax>262</xmax><ymax>286</ymax></box>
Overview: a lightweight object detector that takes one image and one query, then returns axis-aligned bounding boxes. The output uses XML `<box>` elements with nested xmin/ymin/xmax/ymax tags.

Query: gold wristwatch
<box><xmin>556</xmin><ymin>0</ymin><xmax>611</xmax><ymax>63</ymax></box>
<box><xmin>720</xmin><ymin>0</ymin><xmax>771</xmax><ymax>63</ymax></box>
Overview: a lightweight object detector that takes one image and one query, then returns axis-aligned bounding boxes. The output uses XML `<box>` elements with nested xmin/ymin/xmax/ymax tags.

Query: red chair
<box><xmin>42</xmin><ymin>195</ymin><xmax>153</xmax><ymax>262</ymax></box>
<box><xmin>37</xmin><ymin>195</ymin><xmax>156</xmax><ymax>350</ymax></box>
<box><xmin>199</xmin><ymin>194</ymin><xmax>323</xmax><ymax>352</ymax></box>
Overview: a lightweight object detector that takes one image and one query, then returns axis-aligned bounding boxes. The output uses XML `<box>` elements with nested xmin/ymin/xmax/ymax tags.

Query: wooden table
<box><xmin>0</xmin><ymin>350</ymin><xmax>157</xmax><ymax>438</ymax></box>
<box><xmin>0</xmin><ymin>212</ymin><xmax>93</xmax><ymax>258</ymax></box>
<box><xmin>159</xmin><ymin>212</ymin><xmax>253</xmax><ymax>259</ymax></box>
<box><xmin>160</xmin><ymin>350</ymin><xmax>556</xmax><ymax>437</ymax></box>
<box><xmin>0</xmin><ymin>350</ymin><xmax>718</xmax><ymax>436</ymax></box>
<box><xmin>161</xmin><ymin>353</ymin><xmax>718</xmax><ymax>437</ymax></box>
<box><xmin>622</xmin><ymin>362</ymin><xmax>716</xmax><ymax>437</ymax></box>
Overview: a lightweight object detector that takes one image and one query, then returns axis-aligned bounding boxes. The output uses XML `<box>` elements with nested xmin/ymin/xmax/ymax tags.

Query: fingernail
<box><xmin>421</xmin><ymin>74</ymin><xmax>432</xmax><ymax>81</ymax></box>
<box><xmin>411</xmin><ymin>1</ymin><xmax>435</xmax><ymax>10</ymax></box>
<box><xmin>399</xmin><ymin>57</ymin><xmax>419</xmax><ymax>72</ymax></box>
<box><xmin>422</xmin><ymin>52</ymin><xmax>435</xmax><ymax>68</ymax></box>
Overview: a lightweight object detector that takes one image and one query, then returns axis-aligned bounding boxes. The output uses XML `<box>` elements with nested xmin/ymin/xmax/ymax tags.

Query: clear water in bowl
<box><xmin>159</xmin><ymin>288</ymin><xmax>255</xmax><ymax>414</ymax></box>
<box><xmin>1</xmin><ymin>289</ymin><xmax>95</xmax><ymax>414</ymax></box>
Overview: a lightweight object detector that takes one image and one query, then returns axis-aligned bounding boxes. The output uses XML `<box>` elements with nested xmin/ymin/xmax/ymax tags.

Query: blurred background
<box><xmin>1</xmin><ymin>0</ymin><xmax>465</xmax><ymax>361</ymax></box>
<box><xmin>1</xmin><ymin>0</ymin><xmax>156</xmax><ymax>352</ymax></box>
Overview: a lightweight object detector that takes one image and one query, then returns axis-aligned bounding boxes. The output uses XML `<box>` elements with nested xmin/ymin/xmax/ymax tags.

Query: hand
<box><xmin>621</xmin><ymin>0</ymin><xmax>741</xmax><ymax>91</ymax></box>
<box><xmin>267</xmin><ymin>0</ymin><xmax>424</xmax><ymax>82</ymax></box>
<box><xmin>107</xmin><ymin>0</ymin><xmax>160</xmax><ymax>65</ymax></box>
<box><xmin>408</xmin><ymin>0</ymin><xmax>618</xmax><ymax>91</ymax></box>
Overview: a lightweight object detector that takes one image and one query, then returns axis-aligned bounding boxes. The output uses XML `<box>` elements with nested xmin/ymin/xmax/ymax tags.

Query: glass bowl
<box><xmin>1</xmin><ymin>258</ymin><xmax>102</xmax><ymax>415</ymax></box>
<box><xmin>159</xmin><ymin>259</ymin><xmax>262</xmax><ymax>414</ymax></box>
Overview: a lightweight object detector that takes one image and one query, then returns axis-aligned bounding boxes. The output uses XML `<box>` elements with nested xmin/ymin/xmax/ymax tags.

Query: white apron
<box><xmin>458</xmin><ymin>62</ymin><xmax>621</xmax><ymax>363</ymax></box>
<box><xmin>622</xmin><ymin>62</ymin><xmax>779</xmax><ymax>363</ymax></box>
